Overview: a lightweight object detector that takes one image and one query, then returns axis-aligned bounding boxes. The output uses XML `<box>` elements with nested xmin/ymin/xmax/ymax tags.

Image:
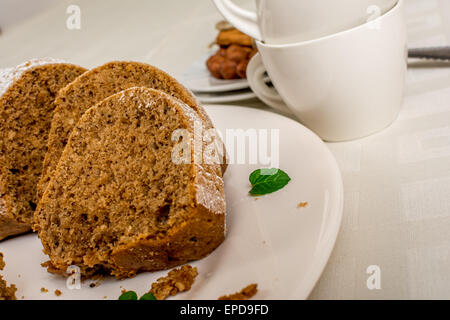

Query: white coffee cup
<box><xmin>246</xmin><ymin>0</ymin><xmax>406</xmax><ymax>142</ymax></box>
<box><xmin>213</xmin><ymin>0</ymin><xmax>397</xmax><ymax>44</ymax></box>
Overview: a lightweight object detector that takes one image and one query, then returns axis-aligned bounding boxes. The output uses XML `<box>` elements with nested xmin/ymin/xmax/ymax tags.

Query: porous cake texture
<box><xmin>0</xmin><ymin>59</ymin><xmax>87</xmax><ymax>241</ymax></box>
<box><xmin>34</xmin><ymin>87</ymin><xmax>226</xmax><ymax>279</ymax></box>
<box><xmin>37</xmin><ymin>61</ymin><xmax>226</xmax><ymax>200</ymax></box>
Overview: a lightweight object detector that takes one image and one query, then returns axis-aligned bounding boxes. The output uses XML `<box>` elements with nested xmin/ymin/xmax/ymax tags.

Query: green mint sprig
<box><xmin>249</xmin><ymin>168</ymin><xmax>291</xmax><ymax>196</ymax></box>
<box><xmin>140</xmin><ymin>293</ymin><xmax>157</xmax><ymax>300</ymax></box>
<box><xmin>118</xmin><ymin>291</ymin><xmax>138</xmax><ymax>300</ymax></box>
<box><xmin>118</xmin><ymin>291</ymin><xmax>157</xmax><ymax>300</ymax></box>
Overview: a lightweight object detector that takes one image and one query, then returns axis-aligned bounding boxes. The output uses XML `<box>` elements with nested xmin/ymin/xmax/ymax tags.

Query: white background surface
<box><xmin>0</xmin><ymin>0</ymin><xmax>58</xmax><ymax>31</ymax></box>
<box><xmin>1</xmin><ymin>0</ymin><xmax>450</xmax><ymax>299</ymax></box>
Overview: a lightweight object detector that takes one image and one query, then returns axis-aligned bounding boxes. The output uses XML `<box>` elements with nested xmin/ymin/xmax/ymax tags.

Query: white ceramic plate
<box><xmin>0</xmin><ymin>105</ymin><xmax>343</xmax><ymax>300</ymax></box>
<box><xmin>181</xmin><ymin>54</ymin><xmax>251</xmax><ymax>93</ymax></box>
<box><xmin>195</xmin><ymin>90</ymin><xmax>257</xmax><ymax>103</ymax></box>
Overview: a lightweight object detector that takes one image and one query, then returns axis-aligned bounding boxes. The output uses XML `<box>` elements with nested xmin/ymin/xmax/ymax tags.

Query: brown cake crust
<box><xmin>110</xmin><ymin>203</ymin><xmax>224</xmax><ymax>278</ymax></box>
<box><xmin>38</xmin><ymin>61</ymin><xmax>226</xmax><ymax>200</ymax></box>
<box><xmin>0</xmin><ymin>60</ymin><xmax>87</xmax><ymax>240</ymax></box>
<box><xmin>0</xmin><ymin>198</ymin><xmax>30</xmax><ymax>240</ymax></box>
<box><xmin>34</xmin><ymin>87</ymin><xmax>226</xmax><ymax>279</ymax></box>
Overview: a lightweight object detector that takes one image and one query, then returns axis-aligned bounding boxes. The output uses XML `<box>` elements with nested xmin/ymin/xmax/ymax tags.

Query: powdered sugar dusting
<box><xmin>0</xmin><ymin>58</ymin><xmax>67</xmax><ymax>97</ymax></box>
<box><xmin>0</xmin><ymin>67</ymin><xmax>15</xmax><ymax>98</ymax></box>
<box><xmin>175</xmin><ymin>100</ymin><xmax>226</xmax><ymax>219</ymax></box>
<box><xmin>194</xmin><ymin>164</ymin><xmax>226</xmax><ymax>211</ymax></box>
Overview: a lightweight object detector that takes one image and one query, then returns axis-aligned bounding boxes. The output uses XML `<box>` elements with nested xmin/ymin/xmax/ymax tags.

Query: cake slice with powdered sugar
<box><xmin>34</xmin><ymin>87</ymin><xmax>226</xmax><ymax>279</ymax></box>
<box><xmin>0</xmin><ymin>59</ymin><xmax>87</xmax><ymax>241</ymax></box>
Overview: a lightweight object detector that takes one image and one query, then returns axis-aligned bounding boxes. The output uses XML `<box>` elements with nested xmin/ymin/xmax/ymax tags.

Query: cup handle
<box><xmin>247</xmin><ymin>53</ymin><xmax>294</xmax><ymax>115</ymax></box>
<box><xmin>212</xmin><ymin>0</ymin><xmax>262</xmax><ymax>41</ymax></box>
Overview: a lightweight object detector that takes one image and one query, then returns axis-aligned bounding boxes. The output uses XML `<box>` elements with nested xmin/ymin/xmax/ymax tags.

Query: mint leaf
<box><xmin>140</xmin><ymin>293</ymin><xmax>157</xmax><ymax>300</ymax></box>
<box><xmin>118</xmin><ymin>291</ymin><xmax>138</xmax><ymax>300</ymax></box>
<box><xmin>249</xmin><ymin>168</ymin><xmax>291</xmax><ymax>196</ymax></box>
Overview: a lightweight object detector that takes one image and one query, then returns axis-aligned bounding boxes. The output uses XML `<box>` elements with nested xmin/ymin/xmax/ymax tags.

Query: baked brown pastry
<box><xmin>149</xmin><ymin>265</ymin><xmax>198</xmax><ymax>300</ymax></box>
<box><xmin>34</xmin><ymin>87</ymin><xmax>226</xmax><ymax>279</ymax></box>
<box><xmin>207</xmin><ymin>30</ymin><xmax>257</xmax><ymax>80</ymax></box>
<box><xmin>0</xmin><ymin>59</ymin><xmax>87</xmax><ymax>241</ymax></box>
<box><xmin>0</xmin><ymin>252</ymin><xmax>17</xmax><ymax>300</ymax></box>
<box><xmin>37</xmin><ymin>61</ymin><xmax>226</xmax><ymax>200</ymax></box>
<box><xmin>217</xmin><ymin>29</ymin><xmax>253</xmax><ymax>47</ymax></box>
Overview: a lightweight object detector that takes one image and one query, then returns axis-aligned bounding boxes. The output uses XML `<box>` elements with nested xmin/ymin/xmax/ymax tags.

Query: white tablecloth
<box><xmin>1</xmin><ymin>0</ymin><xmax>449</xmax><ymax>299</ymax></box>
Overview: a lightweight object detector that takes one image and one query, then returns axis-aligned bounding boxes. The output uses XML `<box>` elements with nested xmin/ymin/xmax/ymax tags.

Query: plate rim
<box><xmin>182</xmin><ymin>75</ymin><xmax>251</xmax><ymax>94</ymax></box>
<box><xmin>196</xmin><ymin>90</ymin><xmax>256</xmax><ymax>103</ymax></box>
<box><xmin>205</xmin><ymin>104</ymin><xmax>344</xmax><ymax>299</ymax></box>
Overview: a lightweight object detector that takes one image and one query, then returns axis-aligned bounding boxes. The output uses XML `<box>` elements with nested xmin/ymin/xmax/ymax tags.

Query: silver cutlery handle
<box><xmin>408</xmin><ymin>46</ymin><xmax>450</xmax><ymax>61</ymax></box>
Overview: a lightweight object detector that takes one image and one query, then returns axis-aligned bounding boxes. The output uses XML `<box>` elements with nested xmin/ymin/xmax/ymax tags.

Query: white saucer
<box><xmin>195</xmin><ymin>90</ymin><xmax>257</xmax><ymax>103</ymax></box>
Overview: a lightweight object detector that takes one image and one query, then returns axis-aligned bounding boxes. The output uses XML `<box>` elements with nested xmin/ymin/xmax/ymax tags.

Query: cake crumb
<box><xmin>0</xmin><ymin>253</ymin><xmax>5</xmax><ymax>270</ymax></box>
<box><xmin>218</xmin><ymin>284</ymin><xmax>258</xmax><ymax>300</ymax></box>
<box><xmin>0</xmin><ymin>279</ymin><xmax>17</xmax><ymax>300</ymax></box>
<box><xmin>40</xmin><ymin>287</ymin><xmax>48</xmax><ymax>293</ymax></box>
<box><xmin>149</xmin><ymin>265</ymin><xmax>198</xmax><ymax>300</ymax></box>
<box><xmin>54</xmin><ymin>289</ymin><xmax>62</xmax><ymax>296</ymax></box>
<box><xmin>0</xmin><ymin>252</ymin><xmax>17</xmax><ymax>300</ymax></box>
<box><xmin>297</xmin><ymin>202</ymin><xmax>309</xmax><ymax>208</ymax></box>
